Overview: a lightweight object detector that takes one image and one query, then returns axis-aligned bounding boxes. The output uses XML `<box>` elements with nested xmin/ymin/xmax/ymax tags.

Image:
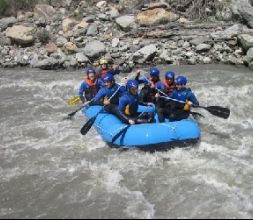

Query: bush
<box><xmin>37</xmin><ymin>29</ymin><xmax>50</xmax><ymax>44</ymax></box>
<box><xmin>0</xmin><ymin>0</ymin><xmax>11</xmax><ymax>16</ymax></box>
<box><xmin>0</xmin><ymin>0</ymin><xmax>39</xmax><ymax>17</ymax></box>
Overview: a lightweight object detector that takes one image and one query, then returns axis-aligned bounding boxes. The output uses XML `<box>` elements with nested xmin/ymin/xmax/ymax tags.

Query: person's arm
<box><xmin>117</xmin><ymin>97</ymin><xmax>131</xmax><ymax>124</ymax></box>
<box><xmin>79</xmin><ymin>82</ymin><xmax>88</xmax><ymax>103</ymax></box>
<box><xmin>187</xmin><ymin>91</ymin><xmax>199</xmax><ymax>106</ymax></box>
<box><xmin>110</xmin><ymin>65</ymin><xmax>121</xmax><ymax>75</ymax></box>
<box><xmin>93</xmin><ymin>88</ymin><xmax>105</xmax><ymax>102</ymax></box>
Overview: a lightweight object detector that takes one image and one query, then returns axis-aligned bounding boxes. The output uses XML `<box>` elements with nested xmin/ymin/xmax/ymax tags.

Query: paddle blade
<box><xmin>68</xmin><ymin>96</ymin><xmax>81</xmax><ymax>105</ymax></box>
<box><xmin>63</xmin><ymin>107</ymin><xmax>83</xmax><ymax>120</ymax></box>
<box><xmin>80</xmin><ymin>116</ymin><xmax>96</xmax><ymax>135</ymax></box>
<box><xmin>112</xmin><ymin>125</ymin><xmax>130</xmax><ymax>143</ymax></box>
<box><xmin>205</xmin><ymin>106</ymin><xmax>230</xmax><ymax>119</ymax></box>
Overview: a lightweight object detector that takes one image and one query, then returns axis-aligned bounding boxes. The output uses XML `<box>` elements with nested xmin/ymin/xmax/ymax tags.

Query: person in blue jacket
<box><xmin>136</xmin><ymin>67</ymin><xmax>164</xmax><ymax>104</ymax></box>
<box><xmin>155</xmin><ymin>70</ymin><xmax>177</xmax><ymax>109</ymax></box>
<box><xmin>116</xmin><ymin>80</ymin><xmax>155</xmax><ymax>125</ymax></box>
<box><xmin>157</xmin><ymin>75</ymin><xmax>199</xmax><ymax>122</ymax></box>
<box><xmin>90</xmin><ymin>73</ymin><xmax>125</xmax><ymax>114</ymax></box>
<box><xmin>79</xmin><ymin>67</ymin><xmax>104</xmax><ymax>104</ymax></box>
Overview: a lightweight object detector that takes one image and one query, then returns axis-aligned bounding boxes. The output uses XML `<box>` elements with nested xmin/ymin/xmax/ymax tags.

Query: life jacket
<box><xmin>84</xmin><ymin>78</ymin><xmax>100</xmax><ymax>100</ymax></box>
<box><xmin>124</xmin><ymin>94</ymin><xmax>139</xmax><ymax>116</ymax></box>
<box><xmin>163</xmin><ymin>79</ymin><xmax>176</xmax><ymax>94</ymax></box>
<box><xmin>100</xmin><ymin>68</ymin><xmax>109</xmax><ymax>79</ymax></box>
<box><xmin>146</xmin><ymin>77</ymin><xmax>160</xmax><ymax>100</ymax></box>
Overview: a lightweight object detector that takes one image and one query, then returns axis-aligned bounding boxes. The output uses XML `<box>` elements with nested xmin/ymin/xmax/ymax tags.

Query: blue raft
<box><xmin>82</xmin><ymin>105</ymin><xmax>201</xmax><ymax>149</ymax></box>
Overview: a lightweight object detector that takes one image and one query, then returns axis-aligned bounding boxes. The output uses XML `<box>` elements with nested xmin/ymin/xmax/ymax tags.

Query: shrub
<box><xmin>37</xmin><ymin>29</ymin><xmax>50</xmax><ymax>44</ymax></box>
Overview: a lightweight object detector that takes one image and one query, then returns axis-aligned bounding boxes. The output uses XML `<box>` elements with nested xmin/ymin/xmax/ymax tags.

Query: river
<box><xmin>0</xmin><ymin>64</ymin><xmax>252</xmax><ymax>219</ymax></box>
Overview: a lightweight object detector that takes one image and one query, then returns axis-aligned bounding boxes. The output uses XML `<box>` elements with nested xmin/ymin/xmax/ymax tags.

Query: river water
<box><xmin>0</xmin><ymin>65</ymin><xmax>252</xmax><ymax>219</ymax></box>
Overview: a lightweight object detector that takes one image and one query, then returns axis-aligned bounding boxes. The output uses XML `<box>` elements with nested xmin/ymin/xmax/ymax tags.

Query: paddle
<box><xmin>64</xmin><ymin>100</ymin><xmax>93</xmax><ymax>120</ymax></box>
<box><xmin>80</xmin><ymin>85</ymin><xmax>123</xmax><ymax>136</ymax></box>
<box><xmin>140</xmin><ymin>74</ymin><xmax>230</xmax><ymax>119</ymax></box>
<box><xmin>161</xmin><ymin>96</ymin><xmax>230</xmax><ymax>119</ymax></box>
<box><xmin>112</xmin><ymin>112</ymin><xmax>146</xmax><ymax>144</ymax></box>
<box><xmin>68</xmin><ymin>96</ymin><xmax>81</xmax><ymax>105</ymax></box>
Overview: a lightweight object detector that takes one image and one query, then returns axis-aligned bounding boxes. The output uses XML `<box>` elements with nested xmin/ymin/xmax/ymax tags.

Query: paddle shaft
<box><xmin>141</xmin><ymin>74</ymin><xmax>230</xmax><ymax>119</ymax></box>
<box><xmin>80</xmin><ymin>85</ymin><xmax>123</xmax><ymax>135</ymax></box>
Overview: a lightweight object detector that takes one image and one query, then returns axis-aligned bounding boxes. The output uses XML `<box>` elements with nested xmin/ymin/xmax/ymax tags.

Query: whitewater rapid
<box><xmin>0</xmin><ymin>65</ymin><xmax>252</xmax><ymax>218</ymax></box>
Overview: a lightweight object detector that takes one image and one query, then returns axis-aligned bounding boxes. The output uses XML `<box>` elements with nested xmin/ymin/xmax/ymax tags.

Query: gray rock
<box><xmin>133</xmin><ymin>44</ymin><xmax>157</xmax><ymax>63</ymax></box>
<box><xmin>245</xmin><ymin>47</ymin><xmax>253</xmax><ymax>63</ymax></box>
<box><xmin>0</xmin><ymin>17</ymin><xmax>17</xmax><ymax>32</ymax></box>
<box><xmin>202</xmin><ymin>57</ymin><xmax>212</xmax><ymax>64</ymax></box>
<box><xmin>238</xmin><ymin>34</ymin><xmax>253</xmax><ymax>52</ymax></box>
<box><xmin>159</xmin><ymin>49</ymin><xmax>174</xmax><ymax>64</ymax></box>
<box><xmin>75</xmin><ymin>52</ymin><xmax>89</xmax><ymax>63</ymax></box>
<box><xmin>56</xmin><ymin>36</ymin><xmax>68</xmax><ymax>47</ymax></box>
<box><xmin>210</xmin><ymin>24</ymin><xmax>243</xmax><ymax>40</ymax></box>
<box><xmin>34</xmin><ymin>4</ymin><xmax>56</xmax><ymax>21</ymax></box>
<box><xmin>84</xmin><ymin>40</ymin><xmax>106</xmax><ymax>58</ymax></box>
<box><xmin>112</xmin><ymin>38</ymin><xmax>120</xmax><ymax>48</ymax></box>
<box><xmin>33</xmin><ymin>57</ymin><xmax>61</xmax><ymax>70</ymax></box>
<box><xmin>109</xmin><ymin>7</ymin><xmax>120</xmax><ymax>18</ymax></box>
<box><xmin>231</xmin><ymin>0</ymin><xmax>253</xmax><ymax>28</ymax></box>
<box><xmin>190</xmin><ymin>37</ymin><xmax>211</xmax><ymax>46</ymax></box>
<box><xmin>115</xmin><ymin>16</ymin><xmax>136</xmax><ymax>31</ymax></box>
<box><xmin>196</xmin><ymin>44</ymin><xmax>212</xmax><ymax>53</ymax></box>
<box><xmin>86</xmin><ymin>23</ymin><xmax>98</xmax><ymax>36</ymax></box>
<box><xmin>5</xmin><ymin>25</ymin><xmax>35</xmax><ymax>46</ymax></box>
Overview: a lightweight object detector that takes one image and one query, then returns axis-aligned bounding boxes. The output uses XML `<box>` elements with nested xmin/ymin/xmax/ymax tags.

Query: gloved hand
<box><xmin>184</xmin><ymin>100</ymin><xmax>193</xmax><ymax>111</ymax></box>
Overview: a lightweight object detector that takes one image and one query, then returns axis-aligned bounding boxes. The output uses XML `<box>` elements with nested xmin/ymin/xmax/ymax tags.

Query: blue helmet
<box><xmin>86</xmin><ymin>67</ymin><xmax>96</xmax><ymax>75</ymax></box>
<box><xmin>149</xmin><ymin>68</ymin><xmax>160</xmax><ymax>77</ymax></box>
<box><xmin>126</xmin><ymin>80</ymin><xmax>138</xmax><ymax>91</ymax></box>
<box><xmin>165</xmin><ymin>71</ymin><xmax>175</xmax><ymax>80</ymax></box>
<box><xmin>176</xmin><ymin>76</ymin><xmax>187</xmax><ymax>85</ymax></box>
<box><xmin>103</xmin><ymin>73</ymin><xmax>114</xmax><ymax>82</ymax></box>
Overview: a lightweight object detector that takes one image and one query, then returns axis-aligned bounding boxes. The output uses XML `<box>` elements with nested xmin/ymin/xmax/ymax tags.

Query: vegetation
<box><xmin>36</xmin><ymin>29</ymin><xmax>50</xmax><ymax>44</ymax></box>
<box><xmin>0</xmin><ymin>0</ymin><xmax>54</xmax><ymax>17</ymax></box>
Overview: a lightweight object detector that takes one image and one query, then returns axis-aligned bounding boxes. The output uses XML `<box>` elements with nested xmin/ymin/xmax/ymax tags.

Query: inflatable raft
<box><xmin>82</xmin><ymin>105</ymin><xmax>201</xmax><ymax>149</ymax></box>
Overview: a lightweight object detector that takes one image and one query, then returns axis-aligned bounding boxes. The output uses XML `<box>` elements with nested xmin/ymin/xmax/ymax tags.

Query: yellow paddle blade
<box><xmin>68</xmin><ymin>96</ymin><xmax>81</xmax><ymax>105</ymax></box>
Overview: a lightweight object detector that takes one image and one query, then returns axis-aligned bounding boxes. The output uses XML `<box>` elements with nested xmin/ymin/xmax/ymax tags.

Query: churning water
<box><xmin>0</xmin><ymin>65</ymin><xmax>252</xmax><ymax>218</ymax></box>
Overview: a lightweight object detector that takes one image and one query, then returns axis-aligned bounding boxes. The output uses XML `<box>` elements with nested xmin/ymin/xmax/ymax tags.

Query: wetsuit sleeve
<box><xmin>98</xmin><ymin>79</ymin><xmax>105</xmax><ymax>88</ymax></box>
<box><xmin>117</xmin><ymin>97</ymin><xmax>130</xmax><ymax>124</ymax></box>
<box><xmin>136</xmin><ymin>77</ymin><xmax>149</xmax><ymax>85</ymax></box>
<box><xmin>109</xmin><ymin>67</ymin><xmax>121</xmax><ymax>76</ymax></box>
<box><xmin>79</xmin><ymin>81</ymin><xmax>88</xmax><ymax>103</ymax></box>
<box><xmin>158</xmin><ymin>81</ymin><xmax>164</xmax><ymax>90</ymax></box>
<box><xmin>118</xmin><ymin>96</ymin><xmax>128</xmax><ymax>114</ymax></box>
<box><xmin>93</xmin><ymin>88</ymin><xmax>105</xmax><ymax>102</ymax></box>
<box><xmin>187</xmin><ymin>92</ymin><xmax>199</xmax><ymax>106</ymax></box>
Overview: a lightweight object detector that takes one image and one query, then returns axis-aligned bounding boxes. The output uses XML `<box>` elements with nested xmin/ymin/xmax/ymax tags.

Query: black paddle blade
<box><xmin>112</xmin><ymin>125</ymin><xmax>130</xmax><ymax>143</ymax></box>
<box><xmin>64</xmin><ymin>107</ymin><xmax>83</xmax><ymax>120</ymax></box>
<box><xmin>63</xmin><ymin>112</ymin><xmax>76</xmax><ymax>120</ymax></box>
<box><xmin>80</xmin><ymin>116</ymin><xmax>96</xmax><ymax>135</ymax></box>
<box><xmin>205</xmin><ymin>106</ymin><xmax>230</xmax><ymax>119</ymax></box>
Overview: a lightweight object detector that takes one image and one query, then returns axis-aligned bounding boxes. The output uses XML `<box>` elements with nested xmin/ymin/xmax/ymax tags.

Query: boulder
<box><xmin>34</xmin><ymin>4</ymin><xmax>56</xmax><ymax>21</ymax></box>
<box><xmin>136</xmin><ymin>8</ymin><xmax>179</xmax><ymax>26</ymax></box>
<box><xmin>133</xmin><ymin>44</ymin><xmax>157</xmax><ymax>63</ymax></box>
<box><xmin>115</xmin><ymin>16</ymin><xmax>136</xmax><ymax>31</ymax></box>
<box><xmin>84</xmin><ymin>40</ymin><xmax>106</xmax><ymax>58</ymax></box>
<box><xmin>196</xmin><ymin>44</ymin><xmax>212</xmax><ymax>53</ymax></box>
<box><xmin>231</xmin><ymin>0</ymin><xmax>253</xmax><ymax>28</ymax></box>
<box><xmin>5</xmin><ymin>25</ymin><xmax>35</xmax><ymax>46</ymax></box>
<box><xmin>62</xmin><ymin>18</ymin><xmax>79</xmax><ymax>32</ymax></box>
<box><xmin>0</xmin><ymin>17</ymin><xmax>17</xmax><ymax>31</ymax></box>
<box><xmin>245</xmin><ymin>47</ymin><xmax>253</xmax><ymax>63</ymax></box>
<box><xmin>238</xmin><ymin>34</ymin><xmax>253</xmax><ymax>52</ymax></box>
<box><xmin>63</xmin><ymin>42</ymin><xmax>77</xmax><ymax>54</ymax></box>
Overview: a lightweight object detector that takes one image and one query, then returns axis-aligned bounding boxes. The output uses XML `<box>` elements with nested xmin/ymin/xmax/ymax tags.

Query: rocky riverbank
<box><xmin>1</xmin><ymin>0</ymin><xmax>253</xmax><ymax>72</ymax></box>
